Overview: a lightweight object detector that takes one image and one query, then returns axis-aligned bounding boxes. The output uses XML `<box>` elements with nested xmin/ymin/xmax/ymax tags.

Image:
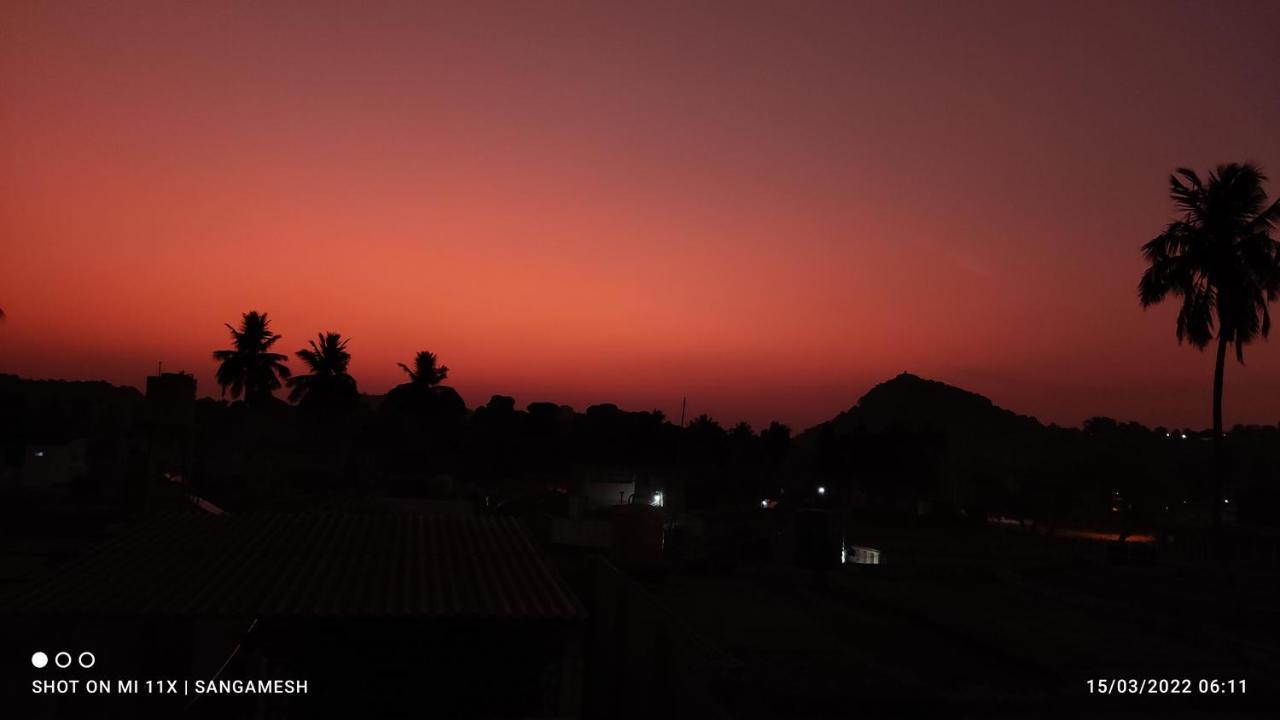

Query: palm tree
<box><xmin>212</xmin><ymin>311</ymin><xmax>291</xmax><ymax>404</ymax></box>
<box><xmin>398</xmin><ymin>351</ymin><xmax>449</xmax><ymax>387</ymax></box>
<box><xmin>1139</xmin><ymin>163</ymin><xmax>1280</xmax><ymax>518</ymax></box>
<box><xmin>286</xmin><ymin>332</ymin><xmax>357</xmax><ymax>407</ymax></box>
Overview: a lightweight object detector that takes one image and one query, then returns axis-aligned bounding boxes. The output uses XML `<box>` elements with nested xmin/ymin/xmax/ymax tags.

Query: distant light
<box><xmin>651</xmin><ymin>492</ymin><xmax>664</xmax><ymax>508</ymax></box>
<box><xmin>1180</xmin><ymin>433</ymin><xmax>1188</xmax><ymax>439</ymax></box>
<box><xmin>34</xmin><ymin>451</ymin><xmax>45</xmax><ymax>458</ymax></box>
<box><xmin>1224</xmin><ymin>498</ymin><xmax>1230</xmax><ymax>504</ymax></box>
<box><xmin>817</xmin><ymin>486</ymin><xmax>826</xmax><ymax>496</ymax></box>
<box><xmin>761</xmin><ymin>499</ymin><xmax>769</xmax><ymax>509</ymax></box>
<box><xmin>1165</xmin><ymin>432</ymin><xmax>1171</xmax><ymax>438</ymax></box>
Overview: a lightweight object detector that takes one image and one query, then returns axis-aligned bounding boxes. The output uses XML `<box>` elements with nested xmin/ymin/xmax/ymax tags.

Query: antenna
<box><xmin>158</xmin><ymin>361</ymin><xmax>163</xmax><ymax>375</ymax></box>
<box><xmin>680</xmin><ymin>396</ymin><xmax>687</xmax><ymax>428</ymax></box>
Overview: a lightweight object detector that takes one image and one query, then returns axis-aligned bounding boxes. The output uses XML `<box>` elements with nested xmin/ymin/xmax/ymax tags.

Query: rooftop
<box><xmin>0</xmin><ymin>512</ymin><xmax>585</xmax><ymax>620</ymax></box>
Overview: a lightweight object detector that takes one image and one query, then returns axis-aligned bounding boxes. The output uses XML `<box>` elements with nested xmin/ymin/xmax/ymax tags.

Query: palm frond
<box><xmin>1142</xmin><ymin>163</ymin><xmax>1280</xmax><ymax>363</ymax></box>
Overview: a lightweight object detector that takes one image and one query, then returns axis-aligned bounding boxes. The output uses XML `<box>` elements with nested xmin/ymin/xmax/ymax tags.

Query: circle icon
<box><xmin>55</xmin><ymin>652</ymin><xmax>72</xmax><ymax>669</ymax></box>
<box><xmin>78</xmin><ymin>652</ymin><xmax>95</xmax><ymax>669</ymax></box>
<box><xmin>32</xmin><ymin>652</ymin><xmax>48</xmax><ymax>669</ymax></box>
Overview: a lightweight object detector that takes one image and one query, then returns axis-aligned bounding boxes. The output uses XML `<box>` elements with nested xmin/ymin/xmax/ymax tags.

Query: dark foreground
<box><xmin>640</xmin><ymin>522</ymin><xmax>1279</xmax><ymax>718</ymax></box>
<box><xmin>2</xmin><ymin>504</ymin><xmax>1277</xmax><ymax>719</ymax></box>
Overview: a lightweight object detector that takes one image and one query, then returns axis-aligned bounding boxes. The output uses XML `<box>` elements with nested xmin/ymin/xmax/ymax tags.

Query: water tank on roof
<box><xmin>144</xmin><ymin>372</ymin><xmax>196</xmax><ymax>426</ymax></box>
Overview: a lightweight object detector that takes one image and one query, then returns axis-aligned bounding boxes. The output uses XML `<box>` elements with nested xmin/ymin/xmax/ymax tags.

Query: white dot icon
<box><xmin>32</xmin><ymin>652</ymin><xmax>48</xmax><ymax>669</ymax></box>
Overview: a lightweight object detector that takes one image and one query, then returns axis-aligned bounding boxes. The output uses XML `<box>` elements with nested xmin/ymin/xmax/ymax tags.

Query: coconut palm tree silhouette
<box><xmin>398</xmin><ymin>351</ymin><xmax>449</xmax><ymax>387</ymax></box>
<box><xmin>1139</xmin><ymin>163</ymin><xmax>1280</xmax><ymax>520</ymax></box>
<box><xmin>213</xmin><ymin>311</ymin><xmax>291</xmax><ymax>404</ymax></box>
<box><xmin>286</xmin><ymin>332</ymin><xmax>357</xmax><ymax>408</ymax></box>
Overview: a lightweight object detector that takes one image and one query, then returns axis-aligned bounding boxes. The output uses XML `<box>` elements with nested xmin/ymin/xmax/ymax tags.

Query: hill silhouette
<box><xmin>798</xmin><ymin>372</ymin><xmax>1042</xmax><ymax>444</ymax></box>
<box><xmin>794</xmin><ymin>373</ymin><xmax>1051</xmax><ymax>513</ymax></box>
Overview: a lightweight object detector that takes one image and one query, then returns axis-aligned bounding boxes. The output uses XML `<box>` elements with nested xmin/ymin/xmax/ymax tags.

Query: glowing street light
<box><xmin>817</xmin><ymin>486</ymin><xmax>826</xmax><ymax>496</ymax></box>
<box><xmin>651</xmin><ymin>491</ymin><xmax>664</xmax><ymax>508</ymax></box>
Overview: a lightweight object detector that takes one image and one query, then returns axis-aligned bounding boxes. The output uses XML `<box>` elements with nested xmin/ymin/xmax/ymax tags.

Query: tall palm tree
<box><xmin>212</xmin><ymin>311</ymin><xmax>291</xmax><ymax>404</ymax></box>
<box><xmin>398</xmin><ymin>351</ymin><xmax>449</xmax><ymax>387</ymax></box>
<box><xmin>1139</xmin><ymin>163</ymin><xmax>1280</xmax><ymax>517</ymax></box>
<box><xmin>286</xmin><ymin>332</ymin><xmax>357</xmax><ymax>407</ymax></box>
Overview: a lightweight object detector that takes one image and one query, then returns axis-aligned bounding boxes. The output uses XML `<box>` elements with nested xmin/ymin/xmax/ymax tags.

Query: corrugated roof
<box><xmin>0</xmin><ymin>512</ymin><xmax>585</xmax><ymax>620</ymax></box>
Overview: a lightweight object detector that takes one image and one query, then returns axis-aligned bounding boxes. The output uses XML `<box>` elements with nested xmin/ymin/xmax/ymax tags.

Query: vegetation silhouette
<box><xmin>398</xmin><ymin>350</ymin><xmax>449</xmax><ymax>387</ymax></box>
<box><xmin>386</xmin><ymin>351</ymin><xmax>462</xmax><ymax>415</ymax></box>
<box><xmin>286</xmin><ymin>331</ymin><xmax>358</xmax><ymax>412</ymax></box>
<box><xmin>1139</xmin><ymin>163</ymin><xmax>1280</xmax><ymax>522</ymax></box>
<box><xmin>212</xmin><ymin>311</ymin><xmax>291</xmax><ymax>405</ymax></box>
<box><xmin>376</xmin><ymin>351</ymin><xmax>467</xmax><ymax>486</ymax></box>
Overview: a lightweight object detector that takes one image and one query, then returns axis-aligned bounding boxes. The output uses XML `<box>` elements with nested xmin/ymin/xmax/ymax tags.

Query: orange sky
<box><xmin>3</xmin><ymin>1</ymin><xmax>1280</xmax><ymax>430</ymax></box>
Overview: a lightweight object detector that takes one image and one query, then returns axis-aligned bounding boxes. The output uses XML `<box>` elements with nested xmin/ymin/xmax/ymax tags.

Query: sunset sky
<box><xmin>3</xmin><ymin>0</ymin><xmax>1280</xmax><ymax>431</ymax></box>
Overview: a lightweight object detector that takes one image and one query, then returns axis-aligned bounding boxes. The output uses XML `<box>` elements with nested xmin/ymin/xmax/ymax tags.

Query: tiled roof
<box><xmin>0</xmin><ymin>512</ymin><xmax>584</xmax><ymax>620</ymax></box>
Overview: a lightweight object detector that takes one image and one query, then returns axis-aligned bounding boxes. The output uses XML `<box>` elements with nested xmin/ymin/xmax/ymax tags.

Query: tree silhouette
<box><xmin>1139</xmin><ymin>163</ymin><xmax>1280</xmax><ymax>517</ymax></box>
<box><xmin>398</xmin><ymin>351</ymin><xmax>449</xmax><ymax>387</ymax></box>
<box><xmin>212</xmin><ymin>311</ymin><xmax>291</xmax><ymax>404</ymax></box>
<box><xmin>286</xmin><ymin>332</ymin><xmax>358</xmax><ymax>409</ymax></box>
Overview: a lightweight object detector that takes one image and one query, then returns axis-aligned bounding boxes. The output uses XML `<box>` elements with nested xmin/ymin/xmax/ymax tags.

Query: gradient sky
<box><xmin>3</xmin><ymin>0</ymin><xmax>1280</xmax><ymax>431</ymax></box>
